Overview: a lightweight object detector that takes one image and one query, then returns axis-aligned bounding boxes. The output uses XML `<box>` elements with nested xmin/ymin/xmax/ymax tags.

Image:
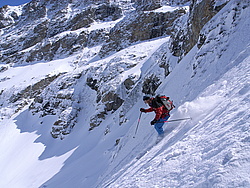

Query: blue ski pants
<box><xmin>154</xmin><ymin>115</ymin><xmax>170</xmax><ymax>135</ymax></box>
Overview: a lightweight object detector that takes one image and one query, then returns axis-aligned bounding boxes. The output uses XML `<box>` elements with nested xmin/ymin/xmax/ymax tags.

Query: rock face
<box><xmin>0</xmin><ymin>0</ymin><xmax>228</xmax><ymax>138</ymax></box>
<box><xmin>170</xmin><ymin>0</ymin><xmax>228</xmax><ymax>59</ymax></box>
<box><xmin>0</xmin><ymin>0</ymin><xmax>122</xmax><ymax>65</ymax></box>
<box><xmin>133</xmin><ymin>0</ymin><xmax>162</xmax><ymax>11</ymax></box>
<box><xmin>99</xmin><ymin>8</ymin><xmax>186</xmax><ymax>57</ymax></box>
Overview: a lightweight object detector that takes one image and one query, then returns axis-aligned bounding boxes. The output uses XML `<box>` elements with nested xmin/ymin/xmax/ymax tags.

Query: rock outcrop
<box><xmin>0</xmin><ymin>0</ymin><xmax>230</xmax><ymax>138</ymax></box>
<box><xmin>170</xmin><ymin>0</ymin><xmax>228</xmax><ymax>59</ymax></box>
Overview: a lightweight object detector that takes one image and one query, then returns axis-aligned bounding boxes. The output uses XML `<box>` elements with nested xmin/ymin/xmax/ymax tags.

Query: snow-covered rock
<box><xmin>0</xmin><ymin>0</ymin><xmax>249</xmax><ymax>187</ymax></box>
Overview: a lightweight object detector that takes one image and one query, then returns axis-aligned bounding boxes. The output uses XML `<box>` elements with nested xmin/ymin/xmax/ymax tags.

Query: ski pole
<box><xmin>133</xmin><ymin>112</ymin><xmax>142</xmax><ymax>138</ymax></box>
<box><xmin>164</xmin><ymin>117</ymin><xmax>192</xmax><ymax>123</ymax></box>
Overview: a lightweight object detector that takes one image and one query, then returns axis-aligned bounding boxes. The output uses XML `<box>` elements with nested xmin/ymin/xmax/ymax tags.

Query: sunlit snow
<box><xmin>0</xmin><ymin>1</ymin><xmax>249</xmax><ymax>188</ymax></box>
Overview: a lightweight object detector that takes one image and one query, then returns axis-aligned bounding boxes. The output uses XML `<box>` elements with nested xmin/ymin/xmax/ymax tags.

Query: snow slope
<box><xmin>0</xmin><ymin>0</ymin><xmax>249</xmax><ymax>188</ymax></box>
<box><xmin>98</xmin><ymin>1</ymin><xmax>250</xmax><ymax>187</ymax></box>
<box><xmin>0</xmin><ymin>119</ymin><xmax>76</xmax><ymax>187</ymax></box>
<box><xmin>103</xmin><ymin>47</ymin><xmax>250</xmax><ymax>188</ymax></box>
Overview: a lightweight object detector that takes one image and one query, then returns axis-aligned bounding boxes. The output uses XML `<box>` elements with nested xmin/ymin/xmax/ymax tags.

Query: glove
<box><xmin>150</xmin><ymin>119</ymin><xmax>157</xmax><ymax>125</ymax></box>
<box><xmin>140</xmin><ymin>108</ymin><xmax>146</xmax><ymax>112</ymax></box>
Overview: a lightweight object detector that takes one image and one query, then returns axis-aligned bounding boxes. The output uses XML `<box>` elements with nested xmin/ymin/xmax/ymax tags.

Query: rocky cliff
<box><xmin>0</xmin><ymin>0</ymin><xmax>230</xmax><ymax>139</ymax></box>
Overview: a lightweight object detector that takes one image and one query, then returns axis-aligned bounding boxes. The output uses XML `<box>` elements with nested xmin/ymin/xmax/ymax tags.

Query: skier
<box><xmin>140</xmin><ymin>96</ymin><xmax>170</xmax><ymax>137</ymax></box>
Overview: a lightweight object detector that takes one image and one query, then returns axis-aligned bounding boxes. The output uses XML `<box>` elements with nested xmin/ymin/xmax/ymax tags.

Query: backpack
<box><xmin>155</xmin><ymin>95</ymin><xmax>175</xmax><ymax>111</ymax></box>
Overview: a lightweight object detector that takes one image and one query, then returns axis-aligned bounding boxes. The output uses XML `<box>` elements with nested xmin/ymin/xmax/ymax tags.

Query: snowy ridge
<box><xmin>0</xmin><ymin>0</ymin><xmax>249</xmax><ymax>188</ymax></box>
<box><xmin>104</xmin><ymin>53</ymin><xmax>250</xmax><ymax>188</ymax></box>
<box><xmin>98</xmin><ymin>1</ymin><xmax>250</xmax><ymax>187</ymax></box>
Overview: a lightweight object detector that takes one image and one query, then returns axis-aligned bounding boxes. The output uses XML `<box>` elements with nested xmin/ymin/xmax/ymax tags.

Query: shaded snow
<box><xmin>0</xmin><ymin>118</ymin><xmax>76</xmax><ymax>188</ymax></box>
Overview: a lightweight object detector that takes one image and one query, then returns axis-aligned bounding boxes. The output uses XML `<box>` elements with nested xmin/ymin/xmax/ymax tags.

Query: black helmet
<box><xmin>143</xmin><ymin>96</ymin><xmax>150</xmax><ymax>101</ymax></box>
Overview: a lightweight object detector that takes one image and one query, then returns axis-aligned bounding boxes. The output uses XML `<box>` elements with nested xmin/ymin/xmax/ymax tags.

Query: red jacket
<box><xmin>144</xmin><ymin>99</ymin><xmax>170</xmax><ymax>120</ymax></box>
